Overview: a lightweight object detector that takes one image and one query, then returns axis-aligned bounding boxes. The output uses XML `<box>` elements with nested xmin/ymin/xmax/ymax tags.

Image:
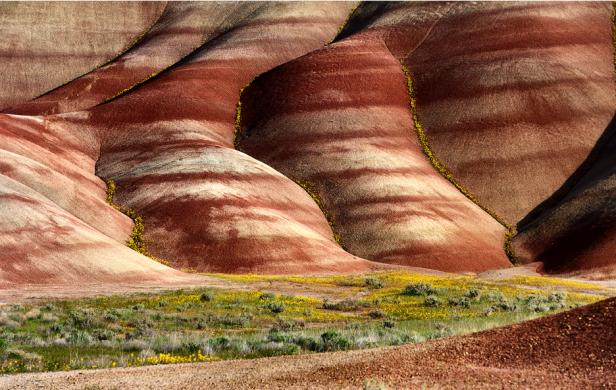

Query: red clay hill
<box><xmin>0</xmin><ymin>2</ymin><xmax>614</xmax><ymax>285</ymax></box>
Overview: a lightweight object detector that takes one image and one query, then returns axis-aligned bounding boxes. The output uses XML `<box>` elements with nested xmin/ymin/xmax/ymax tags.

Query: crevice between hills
<box><xmin>399</xmin><ymin>62</ymin><xmax>518</xmax><ymax>265</ymax></box>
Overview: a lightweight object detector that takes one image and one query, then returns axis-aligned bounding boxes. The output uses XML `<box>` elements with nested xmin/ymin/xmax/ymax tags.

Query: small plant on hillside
<box><xmin>105</xmin><ymin>179</ymin><xmax>117</xmax><ymax>205</ymax></box>
<box><xmin>402</xmin><ymin>283</ymin><xmax>437</xmax><ymax>296</ymax></box>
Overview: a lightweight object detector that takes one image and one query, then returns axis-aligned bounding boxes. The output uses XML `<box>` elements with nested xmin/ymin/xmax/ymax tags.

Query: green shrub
<box><xmin>424</xmin><ymin>296</ymin><xmax>441</xmax><ymax>307</ymax></box>
<box><xmin>270</xmin><ymin>319</ymin><xmax>304</xmax><ymax>332</ymax></box>
<box><xmin>464</xmin><ymin>288</ymin><xmax>481</xmax><ymax>299</ymax></box>
<box><xmin>382</xmin><ymin>319</ymin><xmax>396</xmax><ymax>329</ymax></box>
<box><xmin>322</xmin><ymin>299</ymin><xmax>369</xmax><ymax>311</ymax></box>
<box><xmin>67</xmin><ymin>310</ymin><xmax>95</xmax><ymax>330</ymax></box>
<box><xmin>402</xmin><ymin>283</ymin><xmax>436</xmax><ymax>296</ymax></box>
<box><xmin>259</xmin><ymin>292</ymin><xmax>275</xmax><ymax>300</ymax></box>
<box><xmin>48</xmin><ymin>323</ymin><xmax>64</xmax><ymax>333</ymax></box>
<box><xmin>365</xmin><ymin>277</ymin><xmax>384</xmax><ymax>289</ymax></box>
<box><xmin>492</xmin><ymin>300</ymin><xmax>517</xmax><ymax>312</ymax></box>
<box><xmin>448</xmin><ymin>297</ymin><xmax>471</xmax><ymax>308</ymax></box>
<box><xmin>251</xmin><ymin>341</ymin><xmax>299</xmax><ymax>357</ymax></box>
<box><xmin>486</xmin><ymin>291</ymin><xmax>505</xmax><ymax>302</ymax></box>
<box><xmin>199</xmin><ymin>292</ymin><xmax>214</xmax><ymax>302</ymax></box>
<box><xmin>206</xmin><ymin>314</ymin><xmax>251</xmax><ymax>328</ymax></box>
<box><xmin>266</xmin><ymin>302</ymin><xmax>285</xmax><ymax>314</ymax></box>
<box><xmin>67</xmin><ymin>330</ymin><xmax>92</xmax><ymax>345</ymax></box>
<box><xmin>547</xmin><ymin>292</ymin><xmax>566</xmax><ymax>303</ymax></box>
<box><xmin>320</xmin><ymin>331</ymin><xmax>351</xmax><ymax>351</ymax></box>
<box><xmin>291</xmin><ymin>335</ymin><xmax>319</xmax><ymax>351</ymax></box>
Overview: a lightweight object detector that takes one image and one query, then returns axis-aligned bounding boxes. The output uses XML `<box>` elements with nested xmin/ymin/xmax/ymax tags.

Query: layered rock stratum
<box><xmin>0</xmin><ymin>1</ymin><xmax>614</xmax><ymax>284</ymax></box>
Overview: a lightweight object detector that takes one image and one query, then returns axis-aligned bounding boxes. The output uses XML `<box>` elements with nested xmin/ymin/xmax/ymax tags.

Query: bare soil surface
<box><xmin>2</xmin><ymin>297</ymin><xmax>614</xmax><ymax>389</ymax></box>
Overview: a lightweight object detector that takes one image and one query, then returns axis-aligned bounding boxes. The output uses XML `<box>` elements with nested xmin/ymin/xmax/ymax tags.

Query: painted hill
<box><xmin>513</xmin><ymin>115</ymin><xmax>616</xmax><ymax>279</ymax></box>
<box><xmin>0</xmin><ymin>1</ymin><xmax>165</xmax><ymax>110</ymax></box>
<box><xmin>0</xmin><ymin>1</ymin><xmax>614</xmax><ymax>283</ymax></box>
<box><xmin>338</xmin><ymin>2</ymin><xmax>614</xmax><ymax>224</ymax></box>
<box><xmin>236</xmin><ymin>34</ymin><xmax>509</xmax><ymax>272</ymax></box>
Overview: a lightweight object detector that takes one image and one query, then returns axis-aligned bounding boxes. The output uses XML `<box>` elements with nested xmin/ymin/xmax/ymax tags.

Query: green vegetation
<box><xmin>295</xmin><ymin>179</ymin><xmax>346</xmax><ymax>249</ymax></box>
<box><xmin>399</xmin><ymin>63</ymin><xmax>518</xmax><ymax>264</ymax></box>
<box><xmin>104</xmin><ymin>179</ymin><xmax>149</xmax><ymax>256</ymax></box>
<box><xmin>0</xmin><ymin>270</ymin><xmax>610</xmax><ymax>375</ymax></box>
<box><xmin>103</xmin><ymin>71</ymin><xmax>159</xmax><ymax>104</ymax></box>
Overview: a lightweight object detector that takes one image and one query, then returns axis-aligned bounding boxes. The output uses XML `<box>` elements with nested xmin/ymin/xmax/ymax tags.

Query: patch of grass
<box><xmin>322</xmin><ymin>299</ymin><xmax>370</xmax><ymax>311</ymax></box>
<box><xmin>0</xmin><ymin>270</ymin><xmax>609</xmax><ymax>375</ymax></box>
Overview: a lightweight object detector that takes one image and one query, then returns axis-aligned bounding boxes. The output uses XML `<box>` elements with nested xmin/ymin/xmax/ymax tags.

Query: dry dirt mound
<box><xmin>341</xmin><ymin>2</ymin><xmax>615</xmax><ymax>224</ymax></box>
<box><xmin>2</xmin><ymin>298</ymin><xmax>614</xmax><ymax>389</ymax></box>
<box><xmin>0</xmin><ymin>2</ymin><xmax>165</xmax><ymax>109</ymax></box>
<box><xmin>514</xmin><ymin>116</ymin><xmax>616</xmax><ymax>278</ymax></box>
<box><xmin>6</xmin><ymin>2</ymin><xmax>257</xmax><ymax>115</ymax></box>
<box><xmin>237</xmin><ymin>31</ymin><xmax>509</xmax><ymax>272</ymax></box>
<box><xmin>0</xmin><ymin>2</ymin><xmax>614</xmax><ymax>281</ymax></box>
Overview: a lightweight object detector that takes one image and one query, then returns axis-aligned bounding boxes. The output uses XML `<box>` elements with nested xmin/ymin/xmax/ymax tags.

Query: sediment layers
<box><xmin>0</xmin><ymin>1</ymin><xmax>166</xmax><ymax>110</ymax></box>
<box><xmin>237</xmin><ymin>37</ymin><xmax>509</xmax><ymax>272</ymax></box>
<box><xmin>513</xmin><ymin>116</ymin><xmax>616</xmax><ymax>278</ymax></box>
<box><xmin>85</xmin><ymin>2</ymin><xmax>374</xmax><ymax>274</ymax></box>
<box><xmin>340</xmin><ymin>2</ymin><xmax>615</xmax><ymax>224</ymax></box>
<box><xmin>6</xmin><ymin>2</ymin><xmax>257</xmax><ymax>115</ymax></box>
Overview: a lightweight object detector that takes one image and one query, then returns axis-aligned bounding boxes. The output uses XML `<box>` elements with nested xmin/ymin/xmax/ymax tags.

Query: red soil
<box><xmin>514</xmin><ymin>116</ymin><xmax>616</xmax><ymax>278</ymax></box>
<box><xmin>0</xmin><ymin>2</ymin><xmax>614</xmax><ymax>283</ymax></box>
<box><xmin>0</xmin><ymin>2</ymin><xmax>165</xmax><ymax>110</ymax></box>
<box><xmin>237</xmin><ymin>36</ymin><xmax>509</xmax><ymax>272</ymax></box>
<box><xmin>340</xmin><ymin>2</ymin><xmax>615</xmax><ymax>224</ymax></box>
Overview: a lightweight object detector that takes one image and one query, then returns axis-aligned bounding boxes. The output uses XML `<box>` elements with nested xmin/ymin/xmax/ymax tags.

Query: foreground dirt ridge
<box><xmin>0</xmin><ymin>2</ymin><xmax>615</xmax><ymax>285</ymax></box>
<box><xmin>2</xmin><ymin>297</ymin><xmax>613</xmax><ymax>389</ymax></box>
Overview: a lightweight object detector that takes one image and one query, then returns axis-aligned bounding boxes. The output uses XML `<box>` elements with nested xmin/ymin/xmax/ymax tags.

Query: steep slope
<box><xmin>0</xmin><ymin>1</ymin><xmax>166</xmax><ymax>110</ymax></box>
<box><xmin>339</xmin><ymin>1</ymin><xmax>615</xmax><ymax>224</ymax></box>
<box><xmin>237</xmin><ymin>37</ymin><xmax>509</xmax><ymax>272</ymax></box>
<box><xmin>0</xmin><ymin>114</ymin><xmax>188</xmax><ymax>286</ymax></box>
<box><xmin>513</xmin><ymin>116</ymin><xmax>616</xmax><ymax>278</ymax></box>
<box><xmin>6</xmin><ymin>2</ymin><xmax>255</xmax><ymax>115</ymax></box>
<box><xmin>77</xmin><ymin>2</ymin><xmax>376</xmax><ymax>273</ymax></box>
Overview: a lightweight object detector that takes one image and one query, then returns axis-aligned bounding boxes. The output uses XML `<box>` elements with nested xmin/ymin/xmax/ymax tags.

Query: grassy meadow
<box><xmin>0</xmin><ymin>271</ymin><xmax>611</xmax><ymax>374</ymax></box>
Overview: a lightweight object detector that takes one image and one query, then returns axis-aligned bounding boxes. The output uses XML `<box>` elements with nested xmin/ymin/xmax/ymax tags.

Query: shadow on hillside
<box><xmin>517</xmin><ymin>112</ymin><xmax>616</xmax><ymax>231</ymax></box>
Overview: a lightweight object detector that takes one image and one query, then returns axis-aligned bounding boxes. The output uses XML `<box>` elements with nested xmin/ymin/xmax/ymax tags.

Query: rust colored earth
<box><xmin>0</xmin><ymin>1</ymin><xmax>615</xmax><ymax>285</ymax></box>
